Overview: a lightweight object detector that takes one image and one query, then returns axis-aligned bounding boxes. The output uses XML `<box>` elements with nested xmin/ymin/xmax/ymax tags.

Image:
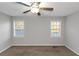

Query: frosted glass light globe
<box><xmin>31</xmin><ymin>7</ymin><xmax>39</xmax><ymax>13</ymax></box>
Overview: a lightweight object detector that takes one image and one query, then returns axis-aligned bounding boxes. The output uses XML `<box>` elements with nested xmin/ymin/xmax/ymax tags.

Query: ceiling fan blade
<box><xmin>23</xmin><ymin>10</ymin><xmax>31</xmax><ymax>13</ymax></box>
<box><xmin>37</xmin><ymin>12</ymin><xmax>41</xmax><ymax>16</ymax></box>
<box><xmin>40</xmin><ymin>8</ymin><xmax>54</xmax><ymax>11</ymax></box>
<box><xmin>16</xmin><ymin>2</ymin><xmax>30</xmax><ymax>7</ymax></box>
<box><xmin>31</xmin><ymin>2</ymin><xmax>35</xmax><ymax>6</ymax></box>
<box><xmin>37</xmin><ymin>2</ymin><xmax>41</xmax><ymax>5</ymax></box>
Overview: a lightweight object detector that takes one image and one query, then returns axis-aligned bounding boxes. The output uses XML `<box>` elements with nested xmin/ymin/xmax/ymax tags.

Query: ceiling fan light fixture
<box><xmin>31</xmin><ymin>7</ymin><xmax>39</xmax><ymax>13</ymax></box>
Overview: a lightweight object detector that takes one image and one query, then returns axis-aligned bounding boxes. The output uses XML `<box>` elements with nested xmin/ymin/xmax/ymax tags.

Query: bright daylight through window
<box><xmin>14</xmin><ymin>20</ymin><xmax>24</xmax><ymax>37</ymax></box>
<box><xmin>51</xmin><ymin>21</ymin><xmax>61</xmax><ymax>37</ymax></box>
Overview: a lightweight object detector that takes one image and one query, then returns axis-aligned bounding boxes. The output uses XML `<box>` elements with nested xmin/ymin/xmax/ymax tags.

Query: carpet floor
<box><xmin>0</xmin><ymin>46</ymin><xmax>77</xmax><ymax>56</ymax></box>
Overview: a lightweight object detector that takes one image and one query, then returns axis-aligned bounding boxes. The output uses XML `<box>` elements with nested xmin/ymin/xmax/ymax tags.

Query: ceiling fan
<box><xmin>16</xmin><ymin>2</ymin><xmax>54</xmax><ymax>16</ymax></box>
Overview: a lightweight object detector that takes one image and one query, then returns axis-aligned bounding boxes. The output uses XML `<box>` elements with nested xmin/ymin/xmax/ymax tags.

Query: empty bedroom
<box><xmin>0</xmin><ymin>2</ymin><xmax>79</xmax><ymax>56</ymax></box>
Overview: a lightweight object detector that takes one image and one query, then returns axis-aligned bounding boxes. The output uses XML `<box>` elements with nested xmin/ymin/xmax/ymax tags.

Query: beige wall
<box><xmin>12</xmin><ymin>16</ymin><xmax>65</xmax><ymax>46</ymax></box>
<box><xmin>0</xmin><ymin>12</ymin><xmax>11</xmax><ymax>53</ymax></box>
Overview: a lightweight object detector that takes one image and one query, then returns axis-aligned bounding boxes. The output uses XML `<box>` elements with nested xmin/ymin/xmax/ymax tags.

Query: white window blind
<box><xmin>14</xmin><ymin>20</ymin><xmax>24</xmax><ymax>37</ymax></box>
<box><xmin>51</xmin><ymin>21</ymin><xmax>61</xmax><ymax>37</ymax></box>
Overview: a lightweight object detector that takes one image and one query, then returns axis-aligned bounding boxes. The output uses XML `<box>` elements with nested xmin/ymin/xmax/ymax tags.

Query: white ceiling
<box><xmin>0</xmin><ymin>2</ymin><xmax>79</xmax><ymax>16</ymax></box>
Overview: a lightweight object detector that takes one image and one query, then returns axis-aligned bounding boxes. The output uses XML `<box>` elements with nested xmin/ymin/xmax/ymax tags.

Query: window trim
<box><xmin>51</xmin><ymin>21</ymin><xmax>61</xmax><ymax>37</ymax></box>
<box><xmin>13</xmin><ymin>20</ymin><xmax>24</xmax><ymax>37</ymax></box>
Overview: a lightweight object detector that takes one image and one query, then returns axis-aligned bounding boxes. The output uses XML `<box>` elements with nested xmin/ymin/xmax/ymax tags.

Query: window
<box><xmin>14</xmin><ymin>20</ymin><xmax>24</xmax><ymax>37</ymax></box>
<box><xmin>51</xmin><ymin>21</ymin><xmax>61</xmax><ymax>37</ymax></box>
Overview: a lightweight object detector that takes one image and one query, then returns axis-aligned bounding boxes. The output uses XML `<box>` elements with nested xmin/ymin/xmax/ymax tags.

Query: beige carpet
<box><xmin>0</xmin><ymin>46</ymin><xmax>77</xmax><ymax>56</ymax></box>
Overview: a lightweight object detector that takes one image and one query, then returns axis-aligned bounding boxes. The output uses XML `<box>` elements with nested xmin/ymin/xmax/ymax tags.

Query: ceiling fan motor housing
<box><xmin>37</xmin><ymin>12</ymin><xmax>41</xmax><ymax>16</ymax></box>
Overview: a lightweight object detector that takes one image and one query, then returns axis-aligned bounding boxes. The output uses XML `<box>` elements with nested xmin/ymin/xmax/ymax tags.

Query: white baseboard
<box><xmin>0</xmin><ymin>44</ymin><xmax>64</xmax><ymax>53</ymax></box>
<box><xmin>65</xmin><ymin>45</ymin><xmax>79</xmax><ymax>56</ymax></box>
<box><xmin>0</xmin><ymin>44</ymin><xmax>79</xmax><ymax>56</ymax></box>
<box><xmin>12</xmin><ymin>44</ymin><xmax>65</xmax><ymax>46</ymax></box>
<box><xmin>0</xmin><ymin>45</ymin><xmax>11</xmax><ymax>53</ymax></box>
